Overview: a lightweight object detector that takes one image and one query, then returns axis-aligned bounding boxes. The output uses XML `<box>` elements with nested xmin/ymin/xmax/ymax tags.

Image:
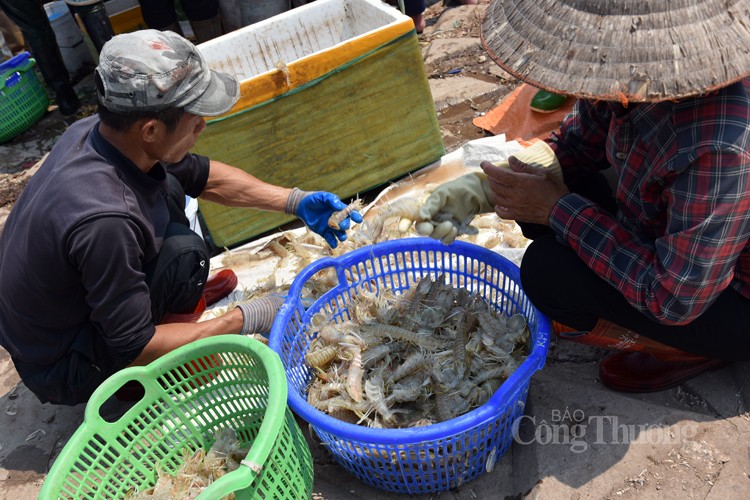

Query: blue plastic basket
<box><xmin>269</xmin><ymin>238</ymin><xmax>550</xmax><ymax>494</ymax></box>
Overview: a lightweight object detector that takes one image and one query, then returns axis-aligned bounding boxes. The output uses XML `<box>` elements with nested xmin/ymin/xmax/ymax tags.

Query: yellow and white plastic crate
<box><xmin>192</xmin><ymin>0</ymin><xmax>445</xmax><ymax>248</ymax></box>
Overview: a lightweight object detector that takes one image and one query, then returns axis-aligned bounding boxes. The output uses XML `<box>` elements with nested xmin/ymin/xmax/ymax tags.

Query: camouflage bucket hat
<box><xmin>95</xmin><ymin>29</ymin><xmax>240</xmax><ymax>116</ymax></box>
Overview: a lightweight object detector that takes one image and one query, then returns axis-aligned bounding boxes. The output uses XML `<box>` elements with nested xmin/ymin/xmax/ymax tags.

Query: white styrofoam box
<box><xmin>198</xmin><ymin>0</ymin><xmax>407</xmax><ymax>82</ymax></box>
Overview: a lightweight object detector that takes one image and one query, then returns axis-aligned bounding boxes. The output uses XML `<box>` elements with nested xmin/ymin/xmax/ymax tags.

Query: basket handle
<box><xmin>83</xmin><ymin>366</ymin><xmax>157</xmax><ymax>425</ymax></box>
<box><xmin>284</xmin><ymin>255</ymin><xmax>344</xmax><ymax>300</ymax></box>
<box><xmin>0</xmin><ymin>58</ymin><xmax>35</xmax><ymax>92</ymax></box>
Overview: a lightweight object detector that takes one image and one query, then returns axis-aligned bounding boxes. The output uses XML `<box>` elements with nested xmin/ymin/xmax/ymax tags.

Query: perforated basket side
<box><xmin>40</xmin><ymin>335</ymin><xmax>313</xmax><ymax>500</ymax></box>
<box><xmin>0</xmin><ymin>55</ymin><xmax>49</xmax><ymax>143</ymax></box>
<box><xmin>314</xmin><ymin>379</ymin><xmax>530</xmax><ymax>493</ymax></box>
<box><xmin>269</xmin><ymin>238</ymin><xmax>550</xmax><ymax>494</ymax></box>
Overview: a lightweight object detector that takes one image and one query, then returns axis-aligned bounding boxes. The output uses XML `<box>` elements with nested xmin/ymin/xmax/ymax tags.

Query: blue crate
<box><xmin>269</xmin><ymin>238</ymin><xmax>550</xmax><ymax>494</ymax></box>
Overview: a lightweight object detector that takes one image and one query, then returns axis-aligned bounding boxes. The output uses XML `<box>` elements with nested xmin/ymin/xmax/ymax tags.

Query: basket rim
<box><xmin>269</xmin><ymin>237</ymin><xmax>550</xmax><ymax>443</ymax></box>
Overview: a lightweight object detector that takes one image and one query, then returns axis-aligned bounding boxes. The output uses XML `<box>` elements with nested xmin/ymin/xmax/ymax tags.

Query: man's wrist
<box><xmin>285</xmin><ymin>187</ymin><xmax>308</xmax><ymax>215</ymax></box>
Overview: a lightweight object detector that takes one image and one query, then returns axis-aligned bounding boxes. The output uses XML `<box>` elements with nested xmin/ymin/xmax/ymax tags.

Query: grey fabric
<box><xmin>237</xmin><ymin>295</ymin><xmax>285</xmax><ymax>335</ymax></box>
<box><xmin>285</xmin><ymin>187</ymin><xmax>309</xmax><ymax>215</ymax></box>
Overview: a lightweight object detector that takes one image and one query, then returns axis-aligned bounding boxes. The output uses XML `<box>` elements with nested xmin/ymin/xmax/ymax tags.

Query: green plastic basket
<box><xmin>0</xmin><ymin>52</ymin><xmax>49</xmax><ymax>143</ymax></box>
<box><xmin>39</xmin><ymin>335</ymin><xmax>314</xmax><ymax>499</ymax></box>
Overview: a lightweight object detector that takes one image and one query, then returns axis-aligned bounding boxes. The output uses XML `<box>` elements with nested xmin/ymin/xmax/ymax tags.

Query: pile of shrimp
<box><xmin>207</xmin><ymin>193</ymin><xmax>529</xmax><ymax>317</ymax></box>
<box><xmin>304</xmin><ymin>274</ymin><xmax>530</xmax><ymax>428</ymax></box>
<box><xmin>126</xmin><ymin>428</ymin><xmax>248</xmax><ymax>499</ymax></box>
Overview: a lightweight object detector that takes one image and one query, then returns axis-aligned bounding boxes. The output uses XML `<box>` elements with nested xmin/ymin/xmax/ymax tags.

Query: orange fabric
<box><xmin>473</xmin><ymin>84</ymin><xmax>575</xmax><ymax>144</ymax></box>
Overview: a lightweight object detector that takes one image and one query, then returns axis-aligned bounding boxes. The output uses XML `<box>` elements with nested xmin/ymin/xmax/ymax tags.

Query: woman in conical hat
<box><xmin>415</xmin><ymin>0</ymin><xmax>750</xmax><ymax>392</ymax></box>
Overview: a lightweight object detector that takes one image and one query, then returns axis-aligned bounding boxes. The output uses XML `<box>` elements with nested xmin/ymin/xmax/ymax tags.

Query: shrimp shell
<box><xmin>360</xmin><ymin>323</ymin><xmax>442</xmax><ymax>350</ymax></box>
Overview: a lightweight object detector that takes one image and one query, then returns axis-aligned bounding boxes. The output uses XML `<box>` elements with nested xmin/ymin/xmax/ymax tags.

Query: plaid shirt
<box><xmin>547</xmin><ymin>79</ymin><xmax>750</xmax><ymax>325</ymax></box>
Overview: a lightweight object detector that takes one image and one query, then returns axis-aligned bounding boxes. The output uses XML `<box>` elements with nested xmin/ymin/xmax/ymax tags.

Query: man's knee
<box><xmin>15</xmin><ymin>327</ymin><xmax>113</xmax><ymax>405</ymax></box>
<box><xmin>146</xmin><ymin>222</ymin><xmax>209</xmax><ymax>321</ymax></box>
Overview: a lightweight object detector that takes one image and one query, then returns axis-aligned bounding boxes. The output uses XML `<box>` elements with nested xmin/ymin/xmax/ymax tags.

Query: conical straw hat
<box><xmin>481</xmin><ymin>0</ymin><xmax>750</xmax><ymax>103</ymax></box>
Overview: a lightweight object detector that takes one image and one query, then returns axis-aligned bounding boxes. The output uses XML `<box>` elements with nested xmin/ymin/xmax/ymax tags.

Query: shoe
<box><xmin>530</xmin><ymin>89</ymin><xmax>567</xmax><ymax>113</ymax></box>
<box><xmin>160</xmin><ymin>270</ymin><xmax>238</xmax><ymax>324</ymax></box>
<box><xmin>203</xmin><ymin>269</ymin><xmax>238</xmax><ymax>306</ymax></box>
<box><xmin>54</xmin><ymin>83</ymin><xmax>81</xmax><ymax>116</ymax></box>
<box><xmin>598</xmin><ymin>351</ymin><xmax>729</xmax><ymax>393</ymax></box>
<box><xmin>554</xmin><ymin>318</ymin><xmax>692</xmax><ymax>355</ymax></box>
<box><xmin>552</xmin><ymin>320</ymin><xmax>578</xmax><ymax>336</ymax></box>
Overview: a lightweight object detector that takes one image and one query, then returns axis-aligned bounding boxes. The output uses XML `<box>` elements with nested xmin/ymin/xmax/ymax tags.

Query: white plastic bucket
<box><xmin>44</xmin><ymin>1</ymin><xmax>93</xmax><ymax>77</ymax></box>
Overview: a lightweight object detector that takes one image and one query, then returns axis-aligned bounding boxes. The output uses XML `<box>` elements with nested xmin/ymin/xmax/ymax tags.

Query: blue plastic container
<box><xmin>269</xmin><ymin>238</ymin><xmax>550</xmax><ymax>494</ymax></box>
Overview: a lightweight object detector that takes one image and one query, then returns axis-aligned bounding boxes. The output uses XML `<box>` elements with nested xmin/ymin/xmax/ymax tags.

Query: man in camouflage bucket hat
<box><xmin>0</xmin><ymin>30</ymin><xmax>363</xmax><ymax>406</ymax></box>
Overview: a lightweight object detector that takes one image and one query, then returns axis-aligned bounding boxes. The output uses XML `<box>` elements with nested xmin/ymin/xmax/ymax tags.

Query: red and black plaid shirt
<box><xmin>547</xmin><ymin>79</ymin><xmax>750</xmax><ymax>325</ymax></box>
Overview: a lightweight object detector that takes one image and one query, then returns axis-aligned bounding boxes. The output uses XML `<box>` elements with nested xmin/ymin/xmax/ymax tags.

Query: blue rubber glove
<box><xmin>286</xmin><ymin>188</ymin><xmax>363</xmax><ymax>248</ymax></box>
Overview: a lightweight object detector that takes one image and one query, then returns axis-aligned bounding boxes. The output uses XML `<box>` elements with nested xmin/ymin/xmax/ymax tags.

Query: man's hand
<box><xmin>295</xmin><ymin>191</ymin><xmax>363</xmax><ymax>248</ymax></box>
<box><xmin>412</xmin><ymin>171</ymin><xmax>494</xmax><ymax>244</ymax></box>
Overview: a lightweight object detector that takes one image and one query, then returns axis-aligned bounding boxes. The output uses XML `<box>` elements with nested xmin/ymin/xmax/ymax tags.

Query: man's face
<box><xmin>157</xmin><ymin>112</ymin><xmax>207</xmax><ymax>163</ymax></box>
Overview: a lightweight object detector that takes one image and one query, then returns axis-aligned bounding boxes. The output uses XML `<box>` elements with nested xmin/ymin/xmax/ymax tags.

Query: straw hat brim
<box><xmin>481</xmin><ymin>0</ymin><xmax>750</xmax><ymax>102</ymax></box>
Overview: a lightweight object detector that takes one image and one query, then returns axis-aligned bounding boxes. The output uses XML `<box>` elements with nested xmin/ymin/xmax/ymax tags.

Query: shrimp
<box><xmin>361</xmin><ymin>344</ymin><xmax>393</xmax><ymax>370</ymax></box>
<box><xmin>364</xmin><ymin>370</ymin><xmax>396</xmax><ymax>425</ymax></box>
<box><xmin>359</xmin><ymin>323</ymin><xmax>442</xmax><ymax>350</ymax></box>
<box><xmin>304</xmin><ymin>344</ymin><xmax>337</xmax><ymax>370</ymax></box>
<box><xmin>387</xmin><ymin>376</ymin><xmax>426</xmax><ymax>404</ymax></box>
<box><xmin>343</xmin><ymin>345</ymin><xmax>364</xmax><ymax>402</ymax></box>
<box><xmin>362</xmin><ymin>197</ymin><xmax>422</xmax><ymax>241</ymax></box>
<box><xmin>328</xmin><ymin>199</ymin><xmax>364</xmax><ymax>230</ymax></box>
<box><xmin>388</xmin><ymin>351</ymin><xmax>428</xmax><ymax>384</ymax></box>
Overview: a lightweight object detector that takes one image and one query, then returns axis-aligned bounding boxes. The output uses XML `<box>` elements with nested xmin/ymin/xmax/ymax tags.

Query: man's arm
<box><xmin>198</xmin><ymin>160</ymin><xmax>293</xmax><ymax>211</ymax></box>
<box><xmin>197</xmin><ymin>159</ymin><xmax>363</xmax><ymax>248</ymax></box>
<box><xmin>129</xmin><ymin>309</ymin><xmax>243</xmax><ymax>366</ymax></box>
